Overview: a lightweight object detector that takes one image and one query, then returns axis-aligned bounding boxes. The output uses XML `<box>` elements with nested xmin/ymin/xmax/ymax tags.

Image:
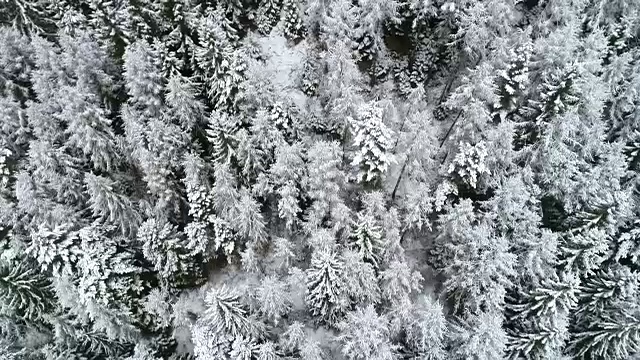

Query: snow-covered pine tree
<box><xmin>380</xmin><ymin>259</ymin><xmax>423</xmax><ymax>305</ymax></box>
<box><xmin>434</xmin><ymin>199</ymin><xmax>516</xmax><ymax>315</ymax></box>
<box><xmin>229</xmin><ymin>336</ymin><xmax>259</xmax><ymax>360</ymax></box>
<box><xmin>443</xmin><ymin>219</ymin><xmax>516</xmax><ymax>315</ymax></box>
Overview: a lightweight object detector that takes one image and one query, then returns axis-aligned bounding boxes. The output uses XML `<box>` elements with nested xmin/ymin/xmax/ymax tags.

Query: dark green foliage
<box><xmin>0</xmin><ymin>260</ymin><xmax>54</xmax><ymax>322</ymax></box>
<box><xmin>540</xmin><ymin>195</ymin><xmax>568</xmax><ymax>232</ymax></box>
<box><xmin>0</xmin><ymin>0</ymin><xmax>56</xmax><ymax>35</ymax></box>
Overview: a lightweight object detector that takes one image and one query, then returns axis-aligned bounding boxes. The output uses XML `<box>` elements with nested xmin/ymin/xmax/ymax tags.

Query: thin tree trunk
<box><xmin>393</xmin><ymin>117</ymin><xmax>407</xmax><ymax>150</ymax></box>
<box><xmin>439</xmin><ymin>110</ymin><xmax>463</xmax><ymax>165</ymax></box>
<box><xmin>439</xmin><ymin>110</ymin><xmax>463</xmax><ymax>149</ymax></box>
<box><xmin>399</xmin><ymin>228</ymin><xmax>408</xmax><ymax>244</ymax></box>
<box><xmin>391</xmin><ymin>155</ymin><xmax>409</xmax><ymax>202</ymax></box>
<box><xmin>342</xmin><ymin>122</ymin><xmax>348</xmax><ymax>165</ymax></box>
<box><xmin>438</xmin><ymin>72</ymin><xmax>456</xmax><ymax>105</ymax></box>
<box><xmin>438</xmin><ymin>57</ymin><xmax>466</xmax><ymax>105</ymax></box>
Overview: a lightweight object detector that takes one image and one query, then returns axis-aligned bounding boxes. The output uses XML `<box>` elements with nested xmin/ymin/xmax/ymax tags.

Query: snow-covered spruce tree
<box><xmin>193</xmin><ymin>283</ymin><xmax>265</xmax><ymax>359</ymax></box>
<box><xmin>493</xmin><ymin>41</ymin><xmax>532</xmax><ymax>121</ymax></box>
<box><xmin>506</xmin><ymin>273</ymin><xmax>579</xmax><ymax>359</ymax></box>
<box><xmin>123</xmin><ymin>0</ymin><xmax>167</xmax><ymax>43</ymax></box>
<box><xmin>84</xmin><ymin>173</ymin><xmax>141</xmax><ymax>236</ymax></box>
<box><xmin>255</xmin><ymin>141</ymin><xmax>305</xmax><ymax>231</ymax></box>
<box><xmin>568</xmin><ymin>299</ymin><xmax>640</xmax><ymax>360</ymax></box>
<box><xmin>485</xmin><ymin>175</ymin><xmax>558</xmax><ymax>284</ymax></box>
<box><xmin>349</xmin><ymin>213</ymin><xmax>384</xmax><ymax>268</ymax></box>
<box><xmin>137</xmin><ymin>217</ymin><xmax>206</xmax><ymax>288</ymax></box>
<box><xmin>402</xmin><ymin>295</ymin><xmax>447</xmax><ymax>360</ymax></box>
<box><xmin>0</xmin><ymin>258</ymin><xmax>54</xmax><ymax>323</ymax></box>
<box><xmin>351</xmin><ymin>0</ymin><xmax>398</xmax><ymax>63</ymax></box>
<box><xmin>515</xmin><ymin>67</ymin><xmax>580</xmax><ymax>148</ymax></box>
<box><xmin>256</xmin><ymin>0</ymin><xmax>282</xmax><ymax>35</ymax></box>
<box><xmin>280</xmin><ymin>0</ymin><xmax>305</xmax><ymax>40</ymax></box>
<box><xmin>71</xmin><ymin>224</ymin><xmax>146</xmax><ymax>333</ymax></box>
<box><xmin>337</xmin><ymin>305</ymin><xmax>398</xmax><ymax>360</ymax></box>
<box><xmin>566</xmin><ymin>265</ymin><xmax>640</xmax><ymax>360</ymax></box>
<box><xmin>305</xmin><ymin>247</ymin><xmax>348</xmax><ymax>326</ymax></box>
<box><xmin>0</xmin><ymin>26</ymin><xmax>34</xmax><ymax>115</ymax></box>
<box><xmin>433</xmin><ymin>199</ymin><xmax>516</xmax><ymax>315</ymax></box>
<box><xmin>183</xmin><ymin>151</ymin><xmax>239</xmax><ymax>262</ymax></box>
<box><xmin>155</xmin><ymin>0</ymin><xmax>199</xmax><ymax>77</ymax></box>
<box><xmin>234</xmin><ymin>110</ymin><xmax>279</xmax><ymax>185</ymax></box>
<box><xmin>447</xmin><ymin>141</ymin><xmax>490</xmax><ymax>191</ymax></box>
<box><xmin>195</xmin><ymin>8</ymin><xmax>245</xmax><ymax>112</ymax></box>
<box><xmin>349</xmin><ymin>101</ymin><xmax>394</xmax><ymax>187</ymax></box>
<box><xmin>0</xmin><ymin>0</ymin><xmax>56</xmax><ymax>35</ymax></box>
<box><xmin>449</xmin><ymin>310</ymin><xmax>508</xmax><ymax>360</ymax></box>
<box><xmin>24</xmin><ymin>31</ymin><xmax>122</xmax><ymax>215</ymax></box>
<box><xmin>207</xmin><ymin>110</ymin><xmax>241</xmax><ymax>166</ymax></box>
<box><xmin>254</xmin><ymin>274</ymin><xmax>291</xmax><ymax>324</ymax></box>
<box><xmin>320</xmin><ymin>40</ymin><xmax>366</xmax><ymax>133</ymax></box>
<box><xmin>202</xmin><ymin>284</ymin><xmax>258</xmax><ymax>338</ymax></box>
<box><xmin>304</xmin><ymin>140</ymin><xmax>349</xmax><ymax>231</ymax></box>
<box><xmin>341</xmin><ymin>248</ymin><xmax>380</xmax><ymax>304</ymax></box>
<box><xmin>126</xmin><ymin>40</ymin><xmax>192</xmax><ymax>215</ymax></box>
<box><xmin>165</xmin><ymin>74</ymin><xmax>206</xmax><ymax>131</ymax></box>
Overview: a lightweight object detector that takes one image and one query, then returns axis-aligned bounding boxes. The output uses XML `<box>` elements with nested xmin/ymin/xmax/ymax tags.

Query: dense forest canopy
<box><xmin>2</xmin><ymin>0</ymin><xmax>640</xmax><ymax>359</ymax></box>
